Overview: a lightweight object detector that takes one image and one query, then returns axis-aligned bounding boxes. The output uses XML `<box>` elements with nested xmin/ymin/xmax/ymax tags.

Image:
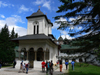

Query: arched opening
<box><xmin>37</xmin><ymin>48</ymin><xmax>44</xmax><ymax>61</ymax></box>
<box><xmin>45</xmin><ymin>49</ymin><xmax>49</xmax><ymax>60</ymax></box>
<box><xmin>28</xmin><ymin>48</ymin><xmax>35</xmax><ymax>61</ymax></box>
<box><xmin>21</xmin><ymin>48</ymin><xmax>27</xmax><ymax>60</ymax></box>
<box><xmin>33</xmin><ymin>21</ymin><xmax>39</xmax><ymax>34</ymax></box>
<box><xmin>79</xmin><ymin>58</ymin><xmax>83</xmax><ymax>62</ymax></box>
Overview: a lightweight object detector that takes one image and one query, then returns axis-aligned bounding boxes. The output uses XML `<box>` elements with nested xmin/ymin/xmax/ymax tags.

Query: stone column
<box><xmin>26</xmin><ymin>51</ymin><xmax>28</xmax><ymax>60</ymax></box>
<box><xmin>19</xmin><ymin>51</ymin><xmax>21</xmax><ymax>60</ymax></box>
<box><xmin>35</xmin><ymin>51</ymin><xmax>37</xmax><ymax>61</ymax></box>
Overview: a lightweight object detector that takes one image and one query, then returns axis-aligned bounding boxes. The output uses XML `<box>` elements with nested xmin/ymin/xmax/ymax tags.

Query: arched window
<box><xmin>34</xmin><ymin>25</ymin><xmax>35</xmax><ymax>34</ymax></box>
<box><xmin>33</xmin><ymin>21</ymin><xmax>39</xmax><ymax>34</ymax></box>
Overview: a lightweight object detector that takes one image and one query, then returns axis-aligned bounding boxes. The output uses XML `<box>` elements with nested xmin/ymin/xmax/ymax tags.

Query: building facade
<box><xmin>13</xmin><ymin>8</ymin><xmax>58</xmax><ymax>68</ymax></box>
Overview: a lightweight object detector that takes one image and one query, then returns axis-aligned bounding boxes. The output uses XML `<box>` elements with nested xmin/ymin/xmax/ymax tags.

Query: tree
<box><xmin>0</xmin><ymin>24</ymin><xmax>18</xmax><ymax>65</ymax></box>
<box><xmin>54</xmin><ymin>0</ymin><xmax>100</xmax><ymax>63</ymax></box>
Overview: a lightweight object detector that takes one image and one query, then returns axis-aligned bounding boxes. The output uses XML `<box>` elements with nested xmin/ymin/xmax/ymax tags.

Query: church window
<box><xmin>34</xmin><ymin>25</ymin><xmax>35</xmax><ymax>34</ymax></box>
<box><xmin>33</xmin><ymin>21</ymin><xmax>39</xmax><ymax>34</ymax></box>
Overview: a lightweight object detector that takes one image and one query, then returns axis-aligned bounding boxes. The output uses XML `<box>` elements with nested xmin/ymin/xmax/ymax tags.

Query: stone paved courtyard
<box><xmin>0</xmin><ymin>64</ymin><xmax>68</xmax><ymax>75</ymax></box>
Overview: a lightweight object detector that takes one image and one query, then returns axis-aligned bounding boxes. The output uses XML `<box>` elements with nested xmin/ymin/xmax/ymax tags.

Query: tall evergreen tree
<box><xmin>54</xmin><ymin>0</ymin><xmax>100</xmax><ymax>63</ymax></box>
<box><xmin>0</xmin><ymin>24</ymin><xmax>18</xmax><ymax>64</ymax></box>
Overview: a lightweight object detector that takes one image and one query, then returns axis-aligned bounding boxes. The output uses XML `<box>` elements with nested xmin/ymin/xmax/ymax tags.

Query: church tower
<box><xmin>26</xmin><ymin>8</ymin><xmax>53</xmax><ymax>36</ymax></box>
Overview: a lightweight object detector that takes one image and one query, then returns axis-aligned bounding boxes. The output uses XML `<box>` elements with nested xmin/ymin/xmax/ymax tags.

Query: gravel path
<box><xmin>0</xmin><ymin>64</ymin><xmax>68</xmax><ymax>75</ymax></box>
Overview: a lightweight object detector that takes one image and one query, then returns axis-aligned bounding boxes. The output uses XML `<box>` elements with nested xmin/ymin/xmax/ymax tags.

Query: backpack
<box><xmin>25</xmin><ymin>64</ymin><xmax>28</xmax><ymax>68</ymax></box>
<box><xmin>47</xmin><ymin>63</ymin><xmax>50</xmax><ymax>68</ymax></box>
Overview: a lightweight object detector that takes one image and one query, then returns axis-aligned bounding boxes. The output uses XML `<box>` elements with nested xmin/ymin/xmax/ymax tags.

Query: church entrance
<box><xmin>37</xmin><ymin>48</ymin><xmax>44</xmax><ymax>61</ymax></box>
<box><xmin>28</xmin><ymin>48</ymin><xmax>35</xmax><ymax>61</ymax></box>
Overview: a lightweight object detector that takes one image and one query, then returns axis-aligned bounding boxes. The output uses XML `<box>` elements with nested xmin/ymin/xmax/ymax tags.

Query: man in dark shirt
<box><xmin>13</xmin><ymin>60</ymin><xmax>16</xmax><ymax>68</ymax></box>
<box><xmin>50</xmin><ymin>60</ymin><xmax>53</xmax><ymax>75</ymax></box>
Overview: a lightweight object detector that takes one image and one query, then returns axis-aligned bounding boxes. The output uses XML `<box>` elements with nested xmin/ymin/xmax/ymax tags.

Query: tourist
<box><xmin>45</xmin><ymin>61</ymin><xmax>48</xmax><ymax>73</ymax></box>
<box><xmin>59</xmin><ymin>60</ymin><xmax>62</xmax><ymax>72</ymax></box>
<box><xmin>18</xmin><ymin>61</ymin><xmax>23</xmax><ymax>73</ymax></box>
<box><xmin>71</xmin><ymin>60</ymin><xmax>75</xmax><ymax>70</ymax></box>
<box><xmin>41</xmin><ymin>60</ymin><xmax>46</xmax><ymax>72</ymax></box>
<box><xmin>47</xmin><ymin>61</ymin><xmax>50</xmax><ymax>74</ymax></box>
<box><xmin>0</xmin><ymin>59</ymin><xmax>2</xmax><ymax>69</ymax></box>
<box><xmin>50</xmin><ymin>60</ymin><xmax>53</xmax><ymax>75</ymax></box>
<box><xmin>56</xmin><ymin>60</ymin><xmax>59</xmax><ymax>67</ymax></box>
<box><xmin>13</xmin><ymin>60</ymin><xmax>16</xmax><ymax>68</ymax></box>
<box><xmin>65</xmin><ymin>60</ymin><xmax>68</xmax><ymax>70</ymax></box>
<box><xmin>25</xmin><ymin>63</ymin><xmax>29</xmax><ymax>74</ymax></box>
<box><xmin>23</xmin><ymin>63</ymin><xmax>26</xmax><ymax>73</ymax></box>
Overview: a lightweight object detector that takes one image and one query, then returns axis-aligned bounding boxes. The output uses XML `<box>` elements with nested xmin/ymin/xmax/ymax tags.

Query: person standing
<box><xmin>25</xmin><ymin>63</ymin><xmax>29</xmax><ymax>74</ymax></box>
<box><xmin>47</xmin><ymin>61</ymin><xmax>50</xmax><ymax>74</ymax></box>
<box><xmin>50</xmin><ymin>60</ymin><xmax>53</xmax><ymax>75</ymax></box>
<box><xmin>59</xmin><ymin>60</ymin><xmax>62</xmax><ymax>72</ymax></box>
<box><xmin>23</xmin><ymin>63</ymin><xmax>26</xmax><ymax>73</ymax></box>
<box><xmin>18</xmin><ymin>61</ymin><xmax>23</xmax><ymax>73</ymax></box>
<box><xmin>45</xmin><ymin>61</ymin><xmax>48</xmax><ymax>73</ymax></box>
<box><xmin>41</xmin><ymin>60</ymin><xmax>46</xmax><ymax>72</ymax></box>
<box><xmin>13</xmin><ymin>60</ymin><xmax>16</xmax><ymax>68</ymax></box>
<box><xmin>0</xmin><ymin>59</ymin><xmax>2</xmax><ymax>69</ymax></box>
<box><xmin>65</xmin><ymin>60</ymin><xmax>68</xmax><ymax>70</ymax></box>
<box><xmin>71</xmin><ymin>60</ymin><xmax>75</xmax><ymax>70</ymax></box>
<box><xmin>56</xmin><ymin>60</ymin><xmax>59</xmax><ymax>67</ymax></box>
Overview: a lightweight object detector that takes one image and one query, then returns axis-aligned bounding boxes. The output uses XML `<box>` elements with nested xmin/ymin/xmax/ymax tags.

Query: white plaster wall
<box><xmin>27</xmin><ymin>17</ymin><xmax>44</xmax><ymax>35</ymax></box>
<box><xmin>27</xmin><ymin>17</ymin><xmax>52</xmax><ymax>36</ymax></box>
<box><xmin>48</xmin><ymin>24</ymin><xmax>52</xmax><ymax>34</ymax></box>
<box><xmin>18</xmin><ymin>40</ymin><xmax>58</xmax><ymax>66</ymax></box>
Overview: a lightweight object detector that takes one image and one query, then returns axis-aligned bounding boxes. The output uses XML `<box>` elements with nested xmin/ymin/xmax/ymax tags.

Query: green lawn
<box><xmin>2</xmin><ymin>64</ymin><xmax>13</xmax><ymax>68</ymax></box>
<box><xmin>69</xmin><ymin>63</ymin><xmax>100</xmax><ymax>75</ymax></box>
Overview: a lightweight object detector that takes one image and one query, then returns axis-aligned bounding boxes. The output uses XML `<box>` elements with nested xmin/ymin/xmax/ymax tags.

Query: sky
<box><xmin>0</xmin><ymin>0</ymin><xmax>82</xmax><ymax>40</ymax></box>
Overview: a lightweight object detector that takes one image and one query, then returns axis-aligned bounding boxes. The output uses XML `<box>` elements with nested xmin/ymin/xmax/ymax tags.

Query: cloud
<box><xmin>34</xmin><ymin>0</ymin><xmax>44</xmax><ymax>5</ymax></box>
<box><xmin>59</xmin><ymin>30</ymin><xmax>74</xmax><ymax>40</ymax></box>
<box><xmin>33</xmin><ymin>0</ymin><xmax>51</xmax><ymax>10</ymax></box>
<box><xmin>0</xmin><ymin>1</ymin><xmax>14</xmax><ymax>7</ymax></box>
<box><xmin>19</xmin><ymin>5</ymin><xmax>33</xmax><ymax>13</ymax></box>
<box><xmin>52</xmin><ymin>17</ymin><xmax>67</xmax><ymax>29</ymax></box>
<box><xmin>52</xmin><ymin>17</ymin><xmax>75</xmax><ymax>40</ymax></box>
<box><xmin>0</xmin><ymin>15</ymin><xmax>27</xmax><ymax>36</ymax></box>
<box><xmin>61</xmin><ymin>35</ymin><xmax>74</xmax><ymax>40</ymax></box>
<box><xmin>0</xmin><ymin>14</ymin><xmax>5</xmax><ymax>18</ymax></box>
<box><xmin>43</xmin><ymin>1</ymin><xmax>51</xmax><ymax>10</ymax></box>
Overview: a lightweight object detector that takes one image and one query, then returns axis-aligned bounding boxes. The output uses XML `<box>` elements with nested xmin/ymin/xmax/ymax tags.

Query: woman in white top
<box><xmin>23</xmin><ymin>63</ymin><xmax>26</xmax><ymax>73</ymax></box>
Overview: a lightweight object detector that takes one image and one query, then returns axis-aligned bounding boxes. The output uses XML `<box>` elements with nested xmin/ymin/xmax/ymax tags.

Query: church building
<box><xmin>13</xmin><ymin>8</ymin><xmax>58</xmax><ymax>68</ymax></box>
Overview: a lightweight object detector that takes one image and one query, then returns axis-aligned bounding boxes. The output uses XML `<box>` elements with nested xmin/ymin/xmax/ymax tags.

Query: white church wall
<box><xmin>48</xmin><ymin>24</ymin><xmax>52</xmax><ymax>34</ymax></box>
<box><xmin>44</xmin><ymin>18</ymin><xmax>48</xmax><ymax>36</ymax></box>
<box><xmin>44</xmin><ymin>18</ymin><xmax>52</xmax><ymax>35</ymax></box>
<box><xmin>27</xmin><ymin>17</ymin><xmax>44</xmax><ymax>35</ymax></box>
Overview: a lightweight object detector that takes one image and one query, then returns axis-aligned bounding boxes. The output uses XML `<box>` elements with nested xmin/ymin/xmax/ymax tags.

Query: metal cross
<box><xmin>38</xmin><ymin>5</ymin><xmax>41</xmax><ymax>9</ymax></box>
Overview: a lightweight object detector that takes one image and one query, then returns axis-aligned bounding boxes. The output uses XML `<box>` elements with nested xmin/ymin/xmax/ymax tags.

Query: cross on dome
<box><xmin>38</xmin><ymin>5</ymin><xmax>41</xmax><ymax>9</ymax></box>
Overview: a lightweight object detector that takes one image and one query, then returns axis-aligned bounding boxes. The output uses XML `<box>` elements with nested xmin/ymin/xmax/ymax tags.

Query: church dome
<box><xmin>26</xmin><ymin>8</ymin><xmax>53</xmax><ymax>26</ymax></box>
<box><xmin>31</xmin><ymin>9</ymin><xmax>45</xmax><ymax>16</ymax></box>
<box><xmin>58</xmin><ymin>36</ymin><xmax>63</xmax><ymax>41</ymax></box>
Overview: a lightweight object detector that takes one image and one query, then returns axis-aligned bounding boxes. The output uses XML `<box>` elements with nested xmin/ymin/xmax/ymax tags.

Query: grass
<box><xmin>2</xmin><ymin>64</ymin><xmax>13</xmax><ymax>68</ymax></box>
<box><xmin>69</xmin><ymin>63</ymin><xmax>100</xmax><ymax>75</ymax></box>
